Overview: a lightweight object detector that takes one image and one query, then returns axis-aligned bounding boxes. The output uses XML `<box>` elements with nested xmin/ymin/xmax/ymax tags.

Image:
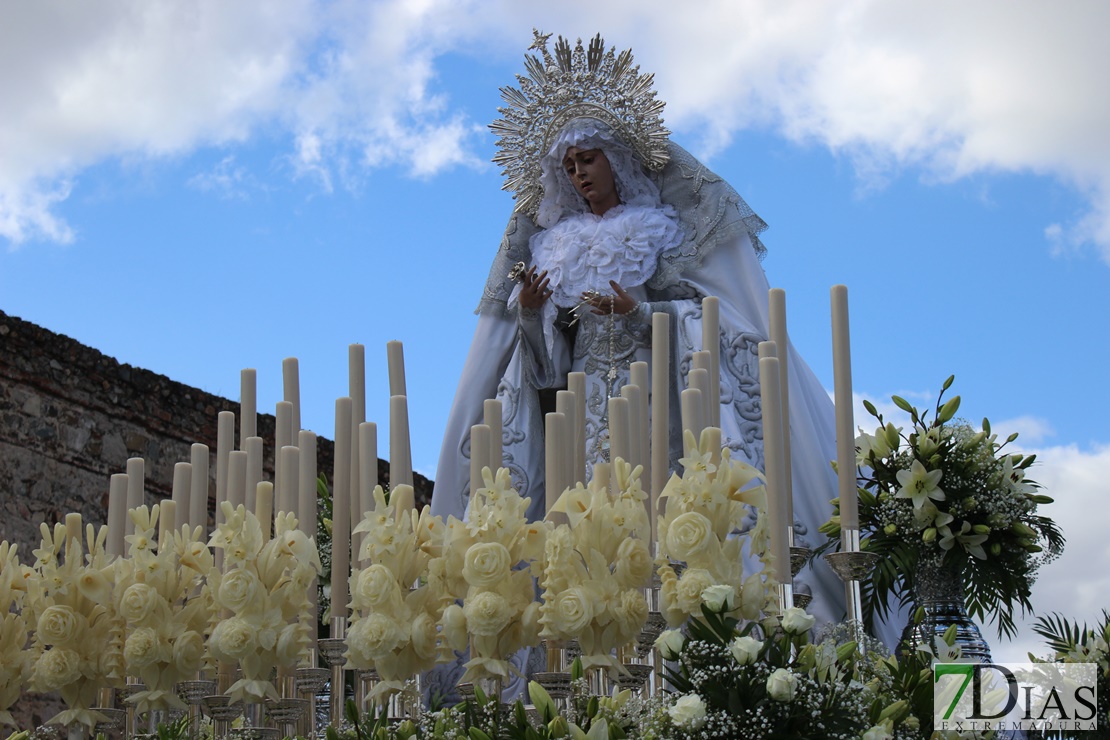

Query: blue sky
<box><xmin>2</xmin><ymin>0</ymin><xmax>1108</xmax><ymax>661</ymax></box>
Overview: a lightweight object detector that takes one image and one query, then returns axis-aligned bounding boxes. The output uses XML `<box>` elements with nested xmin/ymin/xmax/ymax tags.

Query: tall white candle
<box><xmin>276</xmin><ymin>401</ymin><xmax>294</xmax><ymax>451</ymax></box>
<box><xmin>389</xmin><ymin>395</ymin><xmax>413</xmax><ymax>488</ymax></box>
<box><xmin>701</xmin><ymin>426</ymin><xmax>722</xmax><ymax>468</ymax></box>
<box><xmin>240</xmin><ymin>369</ymin><xmax>257</xmax><ymax>447</ymax></box>
<box><xmin>255</xmin><ymin>481</ymin><xmax>274</xmax><ymax>543</ymax></box>
<box><xmin>349</xmin><ymin>345</ymin><xmax>365</xmax><ymax>562</ymax></box>
<box><xmin>680</xmin><ymin>388</ymin><xmax>704</xmax><ymax>453</ymax></box>
<box><xmin>555</xmin><ymin>391</ymin><xmax>575</xmax><ymax>493</ymax></box>
<box><xmin>544</xmin><ymin>414</ymin><xmax>565</xmax><ymax>515</ymax></box>
<box><xmin>650</xmin><ymin>312</ymin><xmax>670</xmax><ymax>545</ymax></box>
<box><xmin>298</xmin><ymin>429</ymin><xmax>319</xmax><ymax>656</ymax></box>
<box><xmin>355</xmin><ymin>421</ymin><xmax>377</xmax><ymax>555</ymax></box>
<box><xmin>759</xmin><ymin>355</ymin><xmax>790</xmax><ymax>586</ymax></box>
<box><xmin>689</xmin><ymin>365</ymin><xmax>711</xmax><ymax>433</ymax></box>
<box><xmin>568</xmin><ymin>372</ymin><xmax>587</xmax><ymax>487</ymax></box>
<box><xmin>831</xmin><ymin>285</ymin><xmax>859</xmax><ymax>530</ymax></box>
<box><xmin>158</xmin><ymin>501</ymin><xmax>176</xmax><ymax>551</ymax></box>
<box><xmin>768</xmin><ymin>288</ymin><xmax>793</xmax><ymax>539</ymax></box>
<box><xmin>245</xmin><ymin>436</ymin><xmax>263</xmax><ymax>513</ymax></box>
<box><xmin>107</xmin><ymin>473</ymin><xmax>128</xmax><ymax>557</ymax></box>
<box><xmin>630</xmin><ymin>361</ymin><xmax>650</xmax><ymax>488</ymax></box>
<box><xmin>189</xmin><ymin>444</ymin><xmax>209</xmax><ymax>536</ymax></box>
<box><xmin>332</xmin><ymin>398</ymin><xmax>353</xmax><ymax>629</ymax></box>
<box><xmin>386</xmin><ymin>341</ymin><xmax>407</xmax><ymax>397</ymax></box>
<box><xmin>608</xmin><ymin>396</ymin><xmax>631</xmax><ymax>494</ymax></box>
<box><xmin>125</xmin><ymin>457</ymin><xmax>145</xmax><ymax>537</ymax></box>
<box><xmin>171</xmin><ymin>462</ymin><xmax>192</xmax><ymax>530</ymax></box>
<box><xmin>278</xmin><ymin>445</ymin><xmax>299</xmax><ymax>517</ymax></box>
<box><xmin>702</xmin><ymin>296</ymin><xmax>721</xmax><ymax>428</ymax></box>
<box><xmin>65</xmin><ymin>512</ymin><xmax>82</xmax><ymax>562</ymax></box>
<box><xmin>216</xmin><ymin>410</ymin><xmax>235</xmax><ymax>523</ymax></box>
<box><xmin>484</xmin><ymin>399</ymin><xmax>503</xmax><ymax>473</ymax></box>
<box><xmin>470</xmin><ymin>424</ymin><xmax>491</xmax><ymax>496</ymax></box>
<box><xmin>620</xmin><ymin>385</ymin><xmax>642</xmax><ymax>471</ymax></box>
<box><xmin>227</xmin><ymin>451</ymin><xmax>247</xmax><ymax>513</ymax></box>
<box><xmin>282</xmin><ymin>357</ymin><xmax>301</xmax><ymax>436</ymax></box>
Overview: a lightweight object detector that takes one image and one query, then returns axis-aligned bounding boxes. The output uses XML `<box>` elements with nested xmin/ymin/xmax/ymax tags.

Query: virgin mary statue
<box><xmin>430</xmin><ymin>32</ymin><xmax>851</xmax><ymax>687</ymax></box>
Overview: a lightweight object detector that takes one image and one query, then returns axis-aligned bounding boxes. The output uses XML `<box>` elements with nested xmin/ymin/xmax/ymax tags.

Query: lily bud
<box><xmin>972</xmin><ymin>524</ymin><xmax>991</xmax><ymax>535</ymax></box>
<box><xmin>922</xmin><ymin>528</ymin><xmax>937</xmax><ymax>543</ymax></box>
<box><xmin>884</xmin><ymin>524</ymin><xmax>897</xmax><ymax>535</ymax></box>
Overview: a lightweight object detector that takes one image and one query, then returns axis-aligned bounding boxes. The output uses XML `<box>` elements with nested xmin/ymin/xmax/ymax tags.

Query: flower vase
<box><xmin>900</xmin><ymin>554</ymin><xmax>992</xmax><ymax>663</ymax></box>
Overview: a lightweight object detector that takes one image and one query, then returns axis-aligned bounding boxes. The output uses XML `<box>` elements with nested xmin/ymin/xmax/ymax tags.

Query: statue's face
<box><xmin>562</xmin><ymin>146</ymin><xmax>619</xmax><ymax>216</ymax></box>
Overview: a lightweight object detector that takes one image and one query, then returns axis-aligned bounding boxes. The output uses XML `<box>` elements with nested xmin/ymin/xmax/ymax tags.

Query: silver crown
<box><xmin>490</xmin><ymin>30</ymin><xmax>671</xmax><ymax>219</ymax></box>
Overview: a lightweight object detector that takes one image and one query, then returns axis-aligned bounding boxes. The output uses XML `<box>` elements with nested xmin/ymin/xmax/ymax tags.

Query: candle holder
<box><xmin>824</xmin><ymin>529</ymin><xmax>879</xmax><ymax>653</ymax></box>
<box><xmin>265</xmin><ymin>698</ymin><xmax>307</xmax><ymax>739</ymax></box>
<box><xmin>319</xmin><ymin>617</ymin><xmax>349</xmax><ymax>730</ymax></box>
<box><xmin>178</xmin><ymin>679</ymin><xmax>216</xmax><ymax>739</ymax></box>
<box><xmin>92</xmin><ymin>708</ymin><xmax>126</xmax><ymax>739</ymax></box>
<box><xmin>201</xmin><ymin>694</ymin><xmax>241</xmax><ymax>739</ymax></box>
<box><xmin>238</xmin><ymin>701</ymin><xmax>279</xmax><ymax>740</ymax></box>
<box><xmin>792</xmin><ymin>582</ymin><xmax>813</xmax><ymax>611</ymax></box>
<box><xmin>296</xmin><ymin>665</ymin><xmax>330</xmax><ymax>738</ymax></box>
<box><xmin>615</xmin><ymin>663</ymin><xmax>653</xmax><ymax>694</ymax></box>
<box><xmin>789</xmin><ymin>545</ymin><xmax>811</xmax><ymax>578</ymax></box>
<box><xmin>357</xmin><ymin>668</ymin><xmax>378</xmax><ymax>718</ymax></box>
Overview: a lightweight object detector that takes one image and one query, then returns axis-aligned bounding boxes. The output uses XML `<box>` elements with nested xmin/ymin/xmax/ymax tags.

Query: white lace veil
<box><xmin>535</xmin><ymin>118</ymin><xmax>666</xmax><ymax>229</ymax></box>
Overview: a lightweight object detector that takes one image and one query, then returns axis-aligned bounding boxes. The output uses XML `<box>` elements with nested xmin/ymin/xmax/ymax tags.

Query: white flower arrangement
<box><xmin>0</xmin><ymin>542</ymin><xmax>32</xmax><ymax>728</ymax></box>
<box><xmin>346</xmin><ymin>485</ymin><xmax>448</xmax><ymax>701</ymax></box>
<box><xmin>113</xmin><ymin>504</ymin><xmax>213</xmax><ymax>713</ymax></box>
<box><xmin>541</xmin><ymin>459</ymin><xmax>651</xmax><ymax>673</ymax></box>
<box><xmin>207</xmin><ymin>501</ymin><xmax>321</xmax><ymax>704</ymax></box>
<box><xmin>439</xmin><ymin>467</ymin><xmax>545</xmax><ymax>685</ymax></box>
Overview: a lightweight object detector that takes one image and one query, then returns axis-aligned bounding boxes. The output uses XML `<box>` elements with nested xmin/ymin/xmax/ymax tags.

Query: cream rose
<box><xmin>729</xmin><ymin>635</ymin><xmax>762</xmax><ymax>665</ymax></box>
<box><xmin>462</xmin><ymin>542</ymin><xmax>512</xmax><ymax>589</ymax></box>
<box><xmin>441</xmin><ymin>604</ymin><xmax>469</xmax><ymax>652</ymax></box>
<box><xmin>665</xmin><ymin>511</ymin><xmax>714</xmax><ymax>562</ymax></box>
<box><xmin>613</xmin><ymin>589</ymin><xmax>648</xmax><ymax>640</ymax></box>
<box><xmin>218</xmin><ymin>568</ymin><xmax>265</xmax><ymax>614</ymax></box>
<box><xmin>655</xmin><ymin>629</ymin><xmax>685</xmax><ymax>661</ymax></box>
<box><xmin>766</xmin><ymin>667</ymin><xmax>798</xmax><ymax>702</ymax></box>
<box><xmin>549</xmin><ymin>587</ymin><xmax>593</xmax><ymax>637</ymax></box>
<box><xmin>701</xmin><ymin>584</ymin><xmax>734</xmax><ymax>613</ymax></box>
<box><xmin>36</xmin><ymin>605</ymin><xmax>80</xmax><ymax>646</ymax></box>
<box><xmin>355</xmin><ymin>564</ymin><xmax>401</xmax><ymax>610</ymax></box>
<box><xmin>173</xmin><ymin>630</ymin><xmax>205</xmax><ymax>675</ymax></box>
<box><xmin>348</xmin><ymin>613</ymin><xmax>406</xmax><ymax>663</ymax></box>
<box><xmin>613</xmin><ymin>538</ymin><xmax>652</xmax><ymax>589</ymax></box>
<box><xmin>667</xmin><ymin>693</ymin><xmax>707</xmax><ymax>729</ymax></box>
<box><xmin>464</xmin><ymin>591</ymin><xmax>513</xmax><ymax>637</ymax></box>
<box><xmin>119</xmin><ymin>582</ymin><xmax>160</xmax><ymax>624</ymax></box>
<box><xmin>781</xmin><ymin>607</ymin><xmax>816</xmax><ymax>635</ymax></box>
<box><xmin>32</xmin><ymin>648</ymin><xmax>81</xmax><ymax>689</ymax></box>
<box><xmin>410</xmin><ymin>612</ymin><xmax>438</xmax><ymax>661</ymax></box>
<box><xmin>124</xmin><ymin>627</ymin><xmax>167</xmax><ymax>669</ymax></box>
<box><xmin>209</xmin><ymin>616</ymin><xmax>259</xmax><ymax>661</ymax></box>
<box><xmin>674</xmin><ymin>568</ymin><xmax>714</xmax><ymax>615</ymax></box>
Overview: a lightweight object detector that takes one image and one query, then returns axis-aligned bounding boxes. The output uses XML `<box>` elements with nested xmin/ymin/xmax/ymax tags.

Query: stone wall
<box><xmin>0</xmin><ymin>308</ymin><xmax>432</xmax><ymax>728</ymax></box>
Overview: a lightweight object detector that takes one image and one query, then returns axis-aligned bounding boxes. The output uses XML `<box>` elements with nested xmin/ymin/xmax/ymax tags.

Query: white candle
<box><xmin>276</xmin><ymin>401</ymin><xmax>293</xmax><ymax>451</ymax></box>
<box><xmin>215</xmin><ymin>410</ymin><xmax>235</xmax><ymax>523</ymax></box>
<box><xmin>245</xmin><ymin>436</ymin><xmax>263</xmax><ymax>513</ymax></box>
<box><xmin>189</xmin><ymin>444</ymin><xmax>209</xmax><ymax>536</ymax></box>
<box><xmin>768</xmin><ymin>288</ymin><xmax>793</xmax><ymax>538</ymax></box>
<box><xmin>349</xmin><ymin>345</ymin><xmax>365</xmax><ymax>560</ymax></box>
<box><xmin>568</xmin><ymin>372</ymin><xmax>587</xmax><ymax>487</ymax></box>
<box><xmin>701</xmin><ymin>426</ymin><xmax>722</xmax><ymax>468</ymax></box>
<box><xmin>355</xmin><ymin>422</ymin><xmax>376</xmax><ymax>554</ymax></box>
<box><xmin>759</xmin><ymin>355</ymin><xmax>790</xmax><ymax>586</ymax></box>
<box><xmin>282</xmin><ymin>357</ymin><xmax>301</xmax><ymax>435</ymax></box>
<box><xmin>387</xmin><ymin>341</ymin><xmax>407</xmax><ymax>397</ymax></box>
<box><xmin>470</xmin><ymin>424</ymin><xmax>491</xmax><ymax>496</ymax></box>
<box><xmin>240</xmin><ymin>369</ymin><xmax>257</xmax><ymax>447</ymax></box>
<box><xmin>297</xmin><ymin>429</ymin><xmax>319</xmax><ymax>657</ymax></box>
<box><xmin>171</xmin><ymin>462</ymin><xmax>192</xmax><ymax>529</ymax></box>
<box><xmin>125</xmin><ymin>457</ymin><xmax>145</xmax><ymax>537</ymax></box>
<box><xmin>332</xmin><ymin>397</ymin><xmax>352</xmax><ymax>629</ymax></box>
<box><xmin>630</xmin><ymin>361</ymin><xmax>650</xmax><ymax>487</ymax></box>
<box><xmin>65</xmin><ymin>512</ymin><xmax>82</xmax><ymax>562</ymax></box>
<box><xmin>158</xmin><ymin>500</ymin><xmax>176</xmax><ymax>550</ymax></box>
<box><xmin>389</xmin><ymin>395</ymin><xmax>413</xmax><ymax>488</ymax></box>
<box><xmin>484</xmin><ymin>399</ymin><xmax>503</xmax><ymax>473</ymax></box>
<box><xmin>702</xmin><ymin>296</ymin><xmax>721</xmax><ymax>428</ymax></box>
<box><xmin>544</xmin><ymin>414</ymin><xmax>565</xmax><ymax>515</ymax></box>
<box><xmin>620</xmin><ymin>385</ymin><xmax>642</xmax><ymax>471</ymax></box>
<box><xmin>680</xmin><ymin>388</ymin><xmax>704</xmax><ymax>453</ymax></box>
<box><xmin>278</xmin><ymin>445</ymin><xmax>299</xmax><ymax>517</ymax></box>
<box><xmin>227</xmin><ymin>451</ymin><xmax>247</xmax><ymax>513</ymax></box>
<box><xmin>650</xmin><ymin>312</ymin><xmax>670</xmax><ymax>544</ymax></box>
<box><xmin>689</xmin><ymin>364</ymin><xmax>711</xmax><ymax>433</ymax></box>
<box><xmin>831</xmin><ymin>285</ymin><xmax>859</xmax><ymax>530</ymax></box>
<box><xmin>255</xmin><ymin>481</ymin><xmax>274</xmax><ymax>543</ymax></box>
<box><xmin>107</xmin><ymin>473</ymin><xmax>128</xmax><ymax>557</ymax></box>
<box><xmin>608</xmin><ymin>396</ymin><xmax>631</xmax><ymax>494</ymax></box>
<box><xmin>555</xmin><ymin>391</ymin><xmax>575</xmax><ymax>493</ymax></box>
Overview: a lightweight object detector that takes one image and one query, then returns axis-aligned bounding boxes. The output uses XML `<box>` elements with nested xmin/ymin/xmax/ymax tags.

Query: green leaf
<box><xmin>469</xmin><ymin>729</ymin><xmax>493</xmax><ymax>740</ymax></box>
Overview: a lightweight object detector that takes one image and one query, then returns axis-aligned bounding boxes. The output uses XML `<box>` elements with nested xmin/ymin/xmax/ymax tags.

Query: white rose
<box><xmin>348</xmin><ymin>613</ymin><xmax>406</xmax><ymax>663</ymax></box>
<box><xmin>32</xmin><ymin>648</ymin><xmax>80</xmax><ymax>689</ymax></box>
<box><xmin>861</xmin><ymin>725</ymin><xmax>894</xmax><ymax>740</ymax></box>
<box><xmin>729</xmin><ymin>635</ymin><xmax>763</xmax><ymax>665</ymax></box>
<box><xmin>655</xmin><ymin>629</ymin><xmax>685</xmax><ymax>661</ymax></box>
<box><xmin>172</xmin><ymin>630</ymin><xmax>205</xmax><ymax>675</ymax></box>
<box><xmin>613</xmin><ymin>589</ymin><xmax>648</xmax><ymax>640</ymax></box>
<box><xmin>36</xmin><ymin>605</ymin><xmax>80</xmax><ymax>646</ymax></box>
<box><xmin>410</xmin><ymin>612</ymin><xmax>438</xmax><ymax>661</ymax></box>
<box><xmin>766</xmin><ymin>667</ymin><xmax>797</xmax><ymax>702</ymax></box>
<box><xmin>674</xmin><ymin>568</ymin><xmax>714</xmax><ymax>615</ymax></box>
<box><xmin>463</xmin><ymin>591</ymin><xmax>513</xmax><ymax>637</ymax></box>
<box><xmin>218</xmin><ymin>568</ymin><xmax>265</xmax><ymax>614</ymax></box>
<box><xmin>119</xmin><ymin>582</ymin><xmax>160</xmax><ymax>624</ymax></box>
<box><xmin>701</xmin><ymin>584</ymin><xmax>734</xmax><ymax>613</ymax></box>
<box><xmin>667</xmin><ymin>693</ymin><xmax>707</xmax><ymax>729</ymax></box>
<box><xmin>124</xmin><ymin>627</ymin><xmax>167</xmax><ymax>669</ymax></box>
<box><xmin>548</xmin><ymin>587</ymin><xmax>593</xmax><ymax>637</ymax></box>
<box><xmin>781</xmin><ymin>607</ymin><xmax>816</xmax><ymax>635</ymax></box>
<box><xmin>209</xmin><ymin>616</ymin><xmax>259</xmax><ymax>661</ymax></box>
<box><xmin>613</xmin><ymin>538</ymin><xmax>653</xmax><ymax>589</ymax></box>
<box><xmin>665</xmin><ymin>512</ymin><xmax>714</xmax><ymax>561</ymax></box>
<box><xmin>354</xmin><ymin>564</ymin><xmax>401</xmax><ymax>610</ymax></box>
<box><xmin>462</xmin><ymin>542</ymin><xmax>512</xmax><ymax>588</ymax></box>
<box><xmin>441</xmin><ymin>604</ymin><xmax>469</xmax><ymax>652</ymax></box>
